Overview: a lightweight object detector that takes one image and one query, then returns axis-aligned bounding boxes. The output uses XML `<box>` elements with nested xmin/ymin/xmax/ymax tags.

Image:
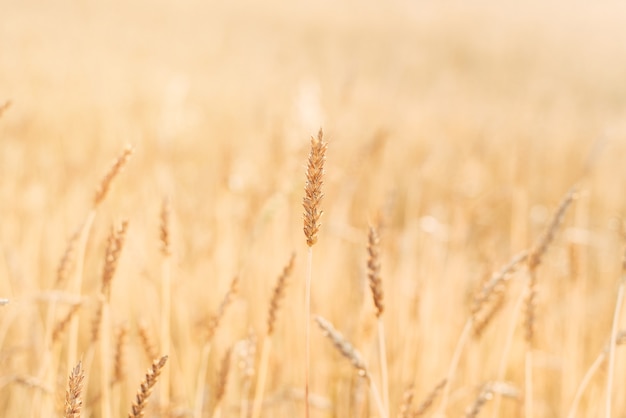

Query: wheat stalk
<box><xmin>366</xmin><ymin>223</ymin><xmax>389</xmax><ymax>414</ymax></box>
<box><xmin>568</xmin><ymin>330</ymin><xmax>626</xmax><ymax>418</ymax></box>
<box><xmin>315</xmin><ymin>315</ymin><xmax>387</xmax><ymax>418</ymax></box>
<box><xmin>194</xmin><ymin>276</ymin><xmax>240</xmax><ymax>418</ymax></box>
<box><xmin>524</xmin><ymin>188</ymin><xmax>576</xmax><ymax>418</ymax></box>
<box><xmin>159</xmin><ymin>197</ymin><xmax>173</xmax><ymax>415</ymax></box>
<box><xmin>251</xmin><ymin>253</ymin><xmax>296</xmax><ymax>418</ymax></box>
<box><xmin>303</xmin><ymin>128</ymin><xmax>327</xmax><ymax>418</ymax></box>
<box><xmin>100</xmin><ymin>221</ymin><xmax>129</xmax><ymax>418</ymax></box>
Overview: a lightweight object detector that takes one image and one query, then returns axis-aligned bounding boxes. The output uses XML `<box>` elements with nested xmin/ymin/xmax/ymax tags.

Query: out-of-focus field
<box><xmin>2</xmin><ymin>0</ymin><xmax>626</xmax><ymax>416</ymax></box>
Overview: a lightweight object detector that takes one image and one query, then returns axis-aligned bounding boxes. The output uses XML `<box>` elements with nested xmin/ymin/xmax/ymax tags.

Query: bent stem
<box><xmin>437</xmin><ymin>319</ymin><xmax>473</xmax><ymax>415</ymax></box>
<box><xmin>567</xmin><ymin>350</ymin><xmax>607</xmax><ymax>418</ymax></box>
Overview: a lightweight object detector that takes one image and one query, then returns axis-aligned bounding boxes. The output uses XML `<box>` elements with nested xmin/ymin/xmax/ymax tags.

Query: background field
<box><xmin>2</xmin><ymin>0</ymin><xmax>626</xmax><ymax>416</ymax></box>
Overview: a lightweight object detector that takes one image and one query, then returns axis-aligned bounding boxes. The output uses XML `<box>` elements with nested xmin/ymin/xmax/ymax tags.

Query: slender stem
<box><xmin>100</xmin><ymin>301</ymin><xmax>112</xmax><ymax>418</ymax></box>
<box><xmin>251</xmin><ymin>336</ymin><xmax>272</xmax><ymax>418</ymax></box>
<box><xmin>605</xmin><ymin>281</ymin><xmax>625</xmax><ymax>418</ymax></box>
<box><xmin>567</xmin><ymin>350</ymin><xmax>607</xmax><ymax>418</ymax></box>
<box><xmin>305</xmin><ymin>246</ymin><xmax>313</xmax><ymax>418</ymax></box>
<box><xmin>525</xmin><ymin>349</ymin><xmax>533</xmax><ymax>418</ymax></box>
<box><xmin>193</xmin><ymin>343</ymin><xmax>212</xmax><ymax>418</ymax></box>
<box><xmin>368</xmin><ymin>375</ymin><xmax>388</xmax><ymax>418</ymax></box>
<box><xmin>377</xmin><ymin>318</ymin><xmax>389</xmax><ymax>414</ymax></box>
<box><xmin>160</xmin><ymin>253</ymin><xmax>172</xmax><ymax>413</ymax></box>
<box><xmin>437</xmin><ymin>319</ymin><xmax>473</xmax><ymax>415</ymax></box>
<box><xmin>491</xmin><ymin>285</ymin><xmax>527</xmax><ymax>418</ymax></box>
<box><xmin>68</xmin><ymin>209</ymin><xmax>96</xmax><ymax>371</ymax></box>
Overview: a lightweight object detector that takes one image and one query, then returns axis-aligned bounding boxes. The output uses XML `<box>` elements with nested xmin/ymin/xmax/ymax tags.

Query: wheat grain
<box><xmin>65</xmin><ymin>361</ymin><xmax>85</xmax><ymax>418</ymax></box>
<box><xmin>128</xmin><ymin>355</ymin><xmax>168</xmax><ymax>418</ymax></box>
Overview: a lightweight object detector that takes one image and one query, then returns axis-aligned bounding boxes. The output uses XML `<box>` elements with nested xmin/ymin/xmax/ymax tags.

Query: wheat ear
<box><xmin>315</xmin><ymin>315</ymin><xmax>388</xmax><ymax>418</ymax></box>
<box><xmin>303</xmin><ymin>128</ymin><xmax>327</xmax><ymax>418</ymax></box>
<box><xmin>65</xmin><ymin>361</ymin><xmax>85</xmax><ymax>418</ymax></box>
<box><xmin>100</xmin><ymin>221</ymin><xmax>129</xmax><ymax>418</ymax></box>
<box><xmin>128</xmin><ymin>355</ymin><xmax>169</xmax><ymax>418</ymax></box>
<box><xmin>251</xmin><ymin>253</ymin><xmax>296</xmax><ymax>418</ymax></box>
<box><xmin>366</xmin><ymin>223</ymin><xmax>390</xmax><ymax>414</ymax></box>
<box><xmin>212</xmin><ymin>347</ymin><xmax>233</xmax><ymax>418</ymax></box>
<box><xmin>137</xmin><ymin>320</ymin><xmax>159</xmax><ymax>362</ymax></box>
<box><xmin>159</xmin><ymin>197</ymin><xmax>173</xmax><ymax>415</ymax></box>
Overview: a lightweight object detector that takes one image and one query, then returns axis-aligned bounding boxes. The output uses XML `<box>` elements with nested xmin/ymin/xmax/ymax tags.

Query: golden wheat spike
<box><xmin>303</xmin><ymin>128</ymin><xmax>327</xmax><ymax>247</ymax></box>
<box><xmin>128</xmin><ymin>356</ymin><xmax>168</xmax><ymax>418</ymax></box>
<box><xmin>267</xmin><ymin>253</ymin><xmax>296</xmax><ymax>335</ymax></box>
<box><xmin>64</xmin><ymin>361</ymin><xmax>84</xmax><ymax>418</ymax></box>
<box><xmin>94</xmin><ymin>144</ymin><xmax>134</xmax><ymax>207</ymax></box>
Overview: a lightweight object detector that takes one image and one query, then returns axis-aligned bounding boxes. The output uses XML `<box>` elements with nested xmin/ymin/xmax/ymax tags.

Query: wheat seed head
<box><xmin>303</xmin><ymin>128</ymin><xmax>327</xmax><ymax>247</ymax></box>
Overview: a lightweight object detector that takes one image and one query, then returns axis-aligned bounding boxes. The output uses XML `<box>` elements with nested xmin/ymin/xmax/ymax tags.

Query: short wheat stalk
<box><xmin>303</xmin><ymin>128</ymin><xmax>327</xmax><ymax>418</ymax></box>
<box><xmin>194</xmin><ymin>276</ymin><xmax>239</xmax><ymax>418</ymax></box>
<box><xmin>367</xmin><ymin>224</ymin><xmax>389</xmax><ymax>414</ymax></box>
<box><xmin>315</xmin><ymin>315</ymin><xmax>387</xmax><ymax>418</ymax></box>
<box><xmin>251</xmin><ymin>253</ymin><xmax>295</xmax><ymax>418</ymax></box>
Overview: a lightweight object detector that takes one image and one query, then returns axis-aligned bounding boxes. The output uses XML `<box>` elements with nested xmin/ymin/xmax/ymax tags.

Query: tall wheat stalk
<box><xmin>99</xmin><ymin>221</ymin><xmax>129</xmax><ymax>418</ymax></box>
<box><xmin>68</xmin><ymin>144</ymin><xmax>134</xmax><ymax>374</ymax></box>
<box><xmin>302</xmin><ymin>128</ymin><xmax>327</xmax><ymax>418</ymax></box>
<box><xmin>605</xmin><ymin>249</ymin><xmax>626</xmax><ymax>418</ymax></box>
<box><xmin>524</xmin><ymin>188</ymin><xmax>576</xmax><ymax>418</ymax></box>
<box><xmin>159</xmin><ymin>197</ymin><xmax>173</xmax><ymax>415</ymax></box>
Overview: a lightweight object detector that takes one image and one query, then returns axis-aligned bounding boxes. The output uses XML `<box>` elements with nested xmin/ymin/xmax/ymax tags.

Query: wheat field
<box><xmin>2</xmin><ymin>0</ymin><xmax>626</xmax><ymax>417</ymax></box>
